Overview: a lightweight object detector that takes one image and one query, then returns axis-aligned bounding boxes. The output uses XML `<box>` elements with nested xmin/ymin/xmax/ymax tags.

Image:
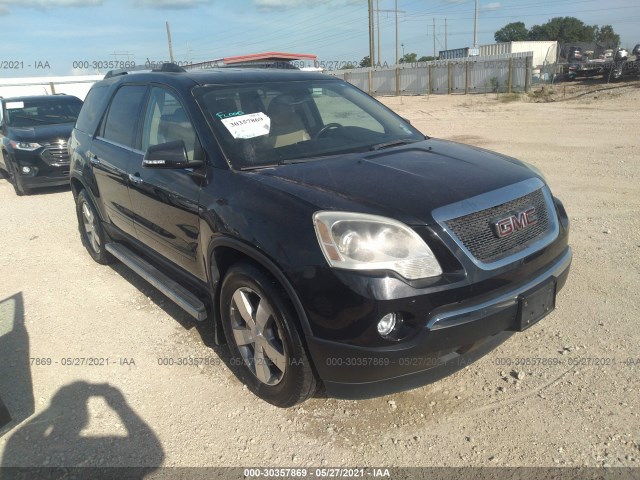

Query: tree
<box><xmin>359</xmin><ymin>56</ymin><xmax>371</xmax><ymax>68</ymax></box>
<box><xmin>596</xmin><ymin>25</ymin><xmax>620</xmax><ymax>47</ymax></box>
<box><xmin>494</xmin><ymin>16</ymin><xmax>620</xmax><ymax>47</ymax></box>
<box><xmin>494</xmin><ymin>22</ymin><xmax>528</xmax><ymax>43</ymax></box>
<box><xmin>527</xmin><ymin>17</ymin><xmax>598</xmax><ymax>43</ymax></box>
<box><xmin>399</xmin><ymin>52</ymin><xmax>418</xmax><ymax>64</ymax></box>
<box><xmin>343</xmin><ymin>63</ymin><xmax>356</xmax><ymax>69</ymax></box>
<box><xmin>418</xmin><ymin>55</ymin><xmax>436</xmax><ymax>62</ymax></box>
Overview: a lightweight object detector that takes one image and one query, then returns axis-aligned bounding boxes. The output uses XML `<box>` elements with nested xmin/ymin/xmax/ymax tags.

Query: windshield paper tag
<box><xmin>6</xmin><ymin>102</ymin><xmax>24</xmax><ymax>109</ymax></box>
<box><xmin>221</xmin><ymin>112</ymin><xmax>271</xmax><ymax>139</ymax></box>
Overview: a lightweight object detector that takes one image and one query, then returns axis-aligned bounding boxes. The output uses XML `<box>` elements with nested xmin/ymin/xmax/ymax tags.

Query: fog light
<box><xmin>22</xmin><ymin>166</ymin><xmax>32</xmax><ymax>174</ymax></box>
<box><xmin>377</xmin><ymin>313</ymin><xmax>399</xmax><ymax>337</ymax></box>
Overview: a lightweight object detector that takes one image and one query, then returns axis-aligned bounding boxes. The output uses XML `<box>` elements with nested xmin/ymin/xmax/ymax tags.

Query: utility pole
<box><xmin>433</xmin><ymin>18</ymin><xmax>436</xmax><ymax>59</ymax></box>
<box><xmin>186</xmin><ymin>42</ymin><xmax>193</xmax><ymax>64</ymax></box>
<box><xmin>368</xmin><ymin>0</ymin><xmax>375</xmax><ymax>67</ymax></box>
<box><xmin>372</xmin><ymin>3</ymin><xmax>405</xmax><ymax>65</ymax></box>
<box><xmin>111</xmin><ymin>51</ymin><xmax>132</xmax><ymax>62</ymax></box>
<box><xmin>166</xmin><ymin>21</ymin><xmax>175</xmax><ymax>63</ymax></box>
<box><xmin>395</xmin><ymin>0</ymin><xmax>399</xmax><ymax>65</ymax></box>
<box><xmin>473</xmin><ymin>0</ymin><xmax>478</xmax><ymax>48</ymax></box>
<box><xmin>376</xmin><ymin>0</ymin><xmax>381</xmax><ymax>65</ymax></box>
<box><xmin>445</xmin><ymin>18</ymin><xmax>448</xmax><ymax>50</ymax></box>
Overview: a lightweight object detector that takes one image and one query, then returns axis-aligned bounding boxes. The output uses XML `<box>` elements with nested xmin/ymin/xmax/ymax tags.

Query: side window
<box><xmin>76</xmin><ymin>85</ymin><xmax>109</xmax><ymax>134</ymax></box>
<box><xmin>141</xmin><ymin>87</ymin><xmax>199</xmax><ymax>161</ymax></box>
<box><xmin>101</xmin><ymin>85</ymin><xmax>147</xmax><ymax>148</ymax></box>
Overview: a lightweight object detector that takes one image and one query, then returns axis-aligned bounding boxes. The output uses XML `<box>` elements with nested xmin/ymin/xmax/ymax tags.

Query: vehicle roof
<box><xmin>98</xmin><ymin>68</ymin><xmax>337</xmax><ymax>90</ymax></box>
<box><xmin>2</xmin><ymin>95</ymin><xmax>81</xmax><ymax>103</ymax></box>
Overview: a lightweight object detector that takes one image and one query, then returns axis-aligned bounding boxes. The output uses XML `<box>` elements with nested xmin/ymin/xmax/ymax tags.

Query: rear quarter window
<box><xmin>100</xmin><ymin>85</ymin><xmax>147</xmax><ymax>148</ymax></box>
<box><xmin>75</xmin><ymin>85</ymin><xmax>110</xmax><ymax>134</ymax></box>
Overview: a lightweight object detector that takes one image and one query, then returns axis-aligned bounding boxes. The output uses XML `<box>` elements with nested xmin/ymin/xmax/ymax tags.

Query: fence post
<box><xmin>50</xmin><ymin>82</ymin><xmax>56</xmax><ymax>95</ymax></box>
<box><xmin>525</xmin><ymin>56</ymin><xmax>532</xmax><ymax>92</ymax></box>
<box><xmin>428</xmin><ymin>64</ymin><xmax>433</xmax><ymax>94</ymax></box>
<box><xmin>447</xmin><ymin>63</ymin><xmax>453</xmax><ymax>94</ymax></box>
<box><xmin>395</xmin><ymin>66</ymin><xmax>400</xmax><ymax>96</ymax></box>
<box><xmin>465</xmin><ymin>61</ymin><xmax>470</xmax><ymax>94</ymax></box>
<box><xmin>507</xmin><ymin>58</ymin><xmax>513</xmax><ymax>93</ymax></box>
<box><xmin>368</xmin><ymin>68</ymin><xmax>373</xmax><ymax>96</ymax></box>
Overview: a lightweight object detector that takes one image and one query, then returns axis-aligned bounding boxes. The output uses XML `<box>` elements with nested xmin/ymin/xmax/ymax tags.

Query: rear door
<box><xmin>91</xmin><ymin>85</ymin><xmax>147</xmax><ymax>238</ymax></box>
<box><xmin>127</xmin><ymin>86</ymin><xmax>204</xmax><ymax>274</ymax></box>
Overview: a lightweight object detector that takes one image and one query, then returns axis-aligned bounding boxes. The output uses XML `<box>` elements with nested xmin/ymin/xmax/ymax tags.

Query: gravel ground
<box><xmin>0</xmin><ymin>83</ymin><xmax>639</xmax><ymax>471</ymax></box>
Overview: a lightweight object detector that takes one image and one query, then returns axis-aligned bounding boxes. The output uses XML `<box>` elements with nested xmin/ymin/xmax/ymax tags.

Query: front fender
<box><xmin>205</xmin><ymin>235</ymin><xmax>314</xmax><ymax>340</ymax></box>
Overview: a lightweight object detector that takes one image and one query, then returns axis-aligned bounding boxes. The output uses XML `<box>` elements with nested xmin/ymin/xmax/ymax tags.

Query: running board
<box><xmin>105</xmin><ymin>243</ymin><xmax>207</xmax><ymax>321</ymax></box>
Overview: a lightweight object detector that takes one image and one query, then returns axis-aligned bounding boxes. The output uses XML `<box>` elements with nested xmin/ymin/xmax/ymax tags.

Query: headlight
<box><xmin>313</xmin><ymin>211</ymin><xmax>442</xmax><ymax>280</ymax></box>
<box><xmin>10</xmin><ymin>141</ymin><xmax>42</xmax><ymax>151</ymax></box>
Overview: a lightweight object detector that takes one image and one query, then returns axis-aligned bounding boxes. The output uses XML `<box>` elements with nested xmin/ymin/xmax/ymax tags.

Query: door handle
<box><xmin>89</xmin><ymin>154</ymin><xmax>100</xmax><ymax>165</ymax></box>
<box><xmin>129</xmin><ymin>173</ymin><xmax>143</xmax><ymax>185</ymax></box>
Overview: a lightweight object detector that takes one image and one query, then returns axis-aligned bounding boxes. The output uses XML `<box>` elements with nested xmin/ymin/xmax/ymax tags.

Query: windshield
<box><xmin>194</xmin><ymin>79</ymin><xmax>424</xmax><ymax>169</ymax></box>
<box><xmin>4</xmin><ymin>97</ymin><xmax>83</xmax><ymax>127</ymax></box>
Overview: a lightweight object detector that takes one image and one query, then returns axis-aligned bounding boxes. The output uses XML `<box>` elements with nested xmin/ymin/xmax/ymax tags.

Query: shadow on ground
<box><xmin>1</xmin><ymin>381</ymin><xmax>164</xmax><ymax>476</ymax></box>
<box><xmin>1</xmin><ymin>292</ymin><xmax>164</xmax><ymax>477</ymax></box>
<box><xmin>0</xmin><ymin>292</ymin><xmax>33</xmax><ymax>437</ymax></box>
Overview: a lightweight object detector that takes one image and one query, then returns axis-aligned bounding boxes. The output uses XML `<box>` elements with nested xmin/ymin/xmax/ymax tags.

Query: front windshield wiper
<box><xmin>239</xmin><ymin>141</ymin><xmax>420</xmax><ymax>170</ymax></box>
<box><xmin>277</xmin><ymin>152</ymin><xmax>346</xmax><ymax>165</ymax></box>
<box><xmin>10</xmin><ymin>115</ymin><xmax>50</xmax><ymax>125</ymax></box>
<box><xmin>369</xmin><ymin>138</ymin><xmax>420</xmax><ymax>151</ymax></box>
<box><xmin>47</xmin><ymin>115</ymin><xmax>75</xmax><ymax>119</ymax></box>
<box><xmin>240</xmin><ymin>152</ymin><xmax>346</xmax><ymax>170</ymax></box>
<box><xmin>49</xmin><ymin>118</ymin><xmax>77</xmax><ymax>124</ymax></box>
<box><xmin>240</xmin><ymin>164</ymin><xmax>280</xmax><ymax>171</ymax></box>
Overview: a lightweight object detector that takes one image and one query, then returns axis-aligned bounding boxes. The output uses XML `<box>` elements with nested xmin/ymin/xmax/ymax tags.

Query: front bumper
<box><xmin>306</xmin><ymin>246</ymin><xmax>572</xmax><ymax>399</ymax></box>
<box><xmin>19</xmin><ymin>170</ymin><xmax>70</xmax><ymax>189</ymax></box>
<box><xmin>11</xmin><ymin>149</ymin><xmax>70</xmax><ymax>189</ymax></box>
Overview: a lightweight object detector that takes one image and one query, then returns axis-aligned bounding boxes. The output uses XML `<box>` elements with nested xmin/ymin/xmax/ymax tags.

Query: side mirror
<box><xmin>142</xmin><ymin>140</ymin><xmax>203</xmax><ymax>169</ymax></box>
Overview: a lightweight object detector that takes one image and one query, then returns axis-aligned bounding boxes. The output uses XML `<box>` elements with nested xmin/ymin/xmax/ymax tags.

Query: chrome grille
<box><xmin>40</xmin><ymin>143</ymin><xmax>69</xmax><ymax>165</ymax></box>
<box><xmin>444</xmin><ymin>188</ymin><xmax>551</xmax><ymax>264</ymax></box>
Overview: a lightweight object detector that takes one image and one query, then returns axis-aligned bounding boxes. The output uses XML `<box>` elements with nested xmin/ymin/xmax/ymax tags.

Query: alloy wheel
<box><xmin>229</xmin><ymin>287</ymin><xmax>288</xmax><ymax>386</ymax></box>
<box><xmin>82</xmin><ymin>202</ymin><xmax>100</xmax><ymax>253</ymax></box>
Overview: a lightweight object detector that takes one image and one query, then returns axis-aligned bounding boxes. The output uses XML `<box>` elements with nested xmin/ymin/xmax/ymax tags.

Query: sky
<box><xmin>0</xmin><ymin>0</ymin><xmax>638</xmax><ymax>78</ymax></box>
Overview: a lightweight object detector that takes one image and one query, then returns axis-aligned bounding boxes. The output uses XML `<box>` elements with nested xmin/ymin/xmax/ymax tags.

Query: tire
<box><xmin>220</xmin><ymin>263</ymin><xmax>317</xmax><ymax>407</ymax></box>
<box><xmin>76</xmin><ymin>190</ymin><xmax>112</xmax><ymax>265</ymax></box>
<box><xmin>5</xmin><ymin>159</ymin><xmax>29</xmax><ymax>196</ymax></box>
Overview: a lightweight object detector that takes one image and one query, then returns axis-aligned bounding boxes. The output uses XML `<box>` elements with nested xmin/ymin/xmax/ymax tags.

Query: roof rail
<box><xmin>104</xmin><ymin>62</ymin><xmax>186</xmax><ymax>79</ymax></box>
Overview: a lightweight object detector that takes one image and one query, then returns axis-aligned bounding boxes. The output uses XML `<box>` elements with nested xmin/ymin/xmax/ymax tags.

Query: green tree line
<box><xmin>494</xmin><ymin>17</ymin><xmax>620</xmax><ymax>45</ymax></box>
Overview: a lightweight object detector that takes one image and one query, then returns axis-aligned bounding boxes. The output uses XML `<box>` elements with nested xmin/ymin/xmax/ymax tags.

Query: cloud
<box><xmin>482</xmin><ymin>2</ymin><xmax>502</xmax><ymax>10</ymax></box>
<box><xmin>0</xmin><ymin>0</ymin><xmax>102</xmax><ymax>7</ymax></box>
<box><xmin>0</xmin><ymin>0</ymin><xmax>101</xmax><ymax>14</ymax></box>
<box><xmin>253</xmin><ymin>0</ymin><xmax>334</xmax><ymax>10</ymax></box>
<box><xmin>135</xmin><ymin>0</ymin><xmax>213</xmax><ymax>8</ymax></box>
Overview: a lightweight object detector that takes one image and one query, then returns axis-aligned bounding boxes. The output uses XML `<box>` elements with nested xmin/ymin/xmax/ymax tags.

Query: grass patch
<box><xmin>528</xmin><ymin>87</ymin><xmax>556</xmax><ymax>101</ymax></box>
<box><xmin>498</xmin><ymin>93</ymin><xmax>522</xmax><ymax>103</ymax></box>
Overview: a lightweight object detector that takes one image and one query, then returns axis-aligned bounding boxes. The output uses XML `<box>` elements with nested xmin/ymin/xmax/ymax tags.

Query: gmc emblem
<box><xmin>493</xmin><ymin>207</ymin><xmax>538</xmax><ymax>238</ymax></box>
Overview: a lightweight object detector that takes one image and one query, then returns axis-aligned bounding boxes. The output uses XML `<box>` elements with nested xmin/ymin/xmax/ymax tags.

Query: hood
<box><xmin>6</xmin><ymin>123</ymin><xmax>74</xmax><ymax>144</ymax></box>
<box><xmin>252</xmin><ymin>139</ymin><xmax>541</xmax><ymax>225</ymax></box>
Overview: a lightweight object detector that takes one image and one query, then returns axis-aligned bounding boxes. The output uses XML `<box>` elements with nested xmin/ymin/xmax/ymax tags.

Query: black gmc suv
<box><xmin>1</xmin><ymin>95</ymin><xmax>83</xmax><ymax>195</ymax></box>
<box><xmin>69</xmin><ymin>64</ymin><xmax>571</xmax><ymax>407</ymax></box>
